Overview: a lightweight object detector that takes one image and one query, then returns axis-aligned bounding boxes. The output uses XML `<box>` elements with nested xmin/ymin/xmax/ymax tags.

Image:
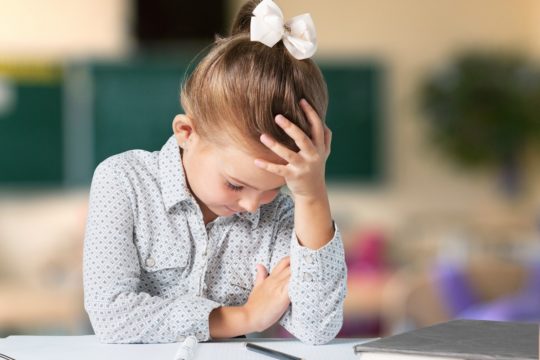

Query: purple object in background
<box><xmin>434</xmin><ymin>261</ymin><xmax>540</xmax><ymax>322</ymax></box>
<box><xmin>458</xmin><ymin>263</ymin><xmax>540</xmax><ymax>322</ymax></box>
<box><xmin>433</xmin><ymin>261</ymin><xmax>478</xmax><ymax>316</ymax></box>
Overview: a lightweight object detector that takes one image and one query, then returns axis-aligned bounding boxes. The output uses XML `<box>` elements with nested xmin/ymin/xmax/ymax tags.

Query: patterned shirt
<box><xmin>83</xmin><ymin>135</ymin><xmax>347</xmax><ymax>345</ymax></box>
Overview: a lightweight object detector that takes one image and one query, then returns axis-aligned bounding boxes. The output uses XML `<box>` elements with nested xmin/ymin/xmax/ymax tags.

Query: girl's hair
<box><xmin>180</xmin><ymin>0</ymin><xmax>328</xmax><ymax>152</ymax></box>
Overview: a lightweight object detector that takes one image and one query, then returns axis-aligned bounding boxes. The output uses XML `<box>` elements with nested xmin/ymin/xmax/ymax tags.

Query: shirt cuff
<box><xmin>289</xmin><ymin>221</ymin><xmax>344</xmax><ymax>290</ymax></box>
<box><xmin>167</xmin><ymin>297</ymin><xmax>222</xmax><ymax>342</ymax></box>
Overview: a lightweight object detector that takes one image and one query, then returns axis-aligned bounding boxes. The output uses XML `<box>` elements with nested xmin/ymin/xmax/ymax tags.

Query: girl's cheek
<box><xmin>261</xmin><ymin>191</ymin><xmax>279</xmax><ymax>204</ymax></box>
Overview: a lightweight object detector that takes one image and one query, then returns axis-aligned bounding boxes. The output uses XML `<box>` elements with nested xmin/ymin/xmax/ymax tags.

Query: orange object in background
<box><xmin>0</xmin><ymin>192</ymin><xmax>89</xmax><ymax>336</ymax></box>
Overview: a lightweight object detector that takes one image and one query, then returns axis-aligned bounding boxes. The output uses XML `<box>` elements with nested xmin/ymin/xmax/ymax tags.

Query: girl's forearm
<box><xmin>293</xmin><ymin>192</ymin><xmax>334</xmax><ymax>250</ymax></box>
<box><xmin>209</xmin><ymin>306</ymin><xmax>252</xmax><ymax>338</ymax></box>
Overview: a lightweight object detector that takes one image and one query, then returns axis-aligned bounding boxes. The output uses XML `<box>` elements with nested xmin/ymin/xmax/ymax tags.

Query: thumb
<box><xmin>254</xmin><ymin>264</ymin><xmax>268</xmax><ymax>287</ymax></box>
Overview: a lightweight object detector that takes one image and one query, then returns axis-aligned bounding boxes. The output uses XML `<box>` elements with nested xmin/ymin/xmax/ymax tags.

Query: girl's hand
<box><xmin>243</xmin><ymin>257</ymin><xmax>291</xmax><ymax>332</ymax></box>
<box><xmin>254</xmin><ymin>99</ymin><xmax>332</xmax><ymax>200</ymax></box>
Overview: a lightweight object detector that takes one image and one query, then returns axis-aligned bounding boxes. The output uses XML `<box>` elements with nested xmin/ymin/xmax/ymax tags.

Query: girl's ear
<box><xmin>172</xmin><ymin>114</ymin><xmax>195</xmax><ymax>146</ymax></box>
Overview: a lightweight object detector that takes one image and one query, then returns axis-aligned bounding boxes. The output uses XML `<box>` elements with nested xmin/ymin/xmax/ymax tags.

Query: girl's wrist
<box><xmin>293</xmin><ymin>190</ymin><xmax>334</xmax><ymax>250</ymax></box>
<box><xmin>293</xmin><ymin>189</ymin><xmax>329</xmax><ymax>207</ymax></box>
<box><xmin>209</xmin><ymin>306</ymin><xmax>253</xmax><ymax>338</ymax></box>
<box><xmin>241</xmin><ymin>303</ymin><xmax>263</xmax><ymax>333</ymax></box>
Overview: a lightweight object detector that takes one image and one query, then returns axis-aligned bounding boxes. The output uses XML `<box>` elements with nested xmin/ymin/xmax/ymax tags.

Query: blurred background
<box><xmin>1</xmin><ymin>0</ymin><xmax>540</xmax><ymax>339</ymax></box>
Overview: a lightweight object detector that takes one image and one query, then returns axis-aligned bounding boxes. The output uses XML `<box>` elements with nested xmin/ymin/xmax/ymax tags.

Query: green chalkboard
<box><xmin>0</xmin><ymin>57</ymin><xmax>381</xmax><ymax>186</ymax></box>
<box><xmin>0</xmin><ymin>79</ymin><xmax>63</xmax><ymax>185</ymax></box>
<box><xmin>324</xmin><ymin>64</ymin><xmax>381</xmax><ymax>182</ymax></box>
<box><xmin>92</xmin><ymin>62</ymin><xmax>187</xmax><ymax>163</ymax></box>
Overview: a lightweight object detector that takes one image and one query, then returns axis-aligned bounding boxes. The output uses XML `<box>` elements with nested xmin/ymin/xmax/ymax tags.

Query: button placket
<box><xmin>188</xmin><ymin>212</ymin><xmax>210</xmax><ymax>296</ymax></box>
<box><xmin>304</xmin><ymin>254</ymin><xmax>314</xmax><ymax>264</ymax></box>
<box><xmin>197</xmin><ymin>236</ymin><xmax>209</xmax><ymax>296</ymax></box>
<box><xmin>198</xmin><ymin>253</ymin><xmax>209</xmax><ymax>296</ymax></box>
<box><xmin>199</xmin><ymin>218</ymin><xmax>224</xmax><ymax>296</ymax></box>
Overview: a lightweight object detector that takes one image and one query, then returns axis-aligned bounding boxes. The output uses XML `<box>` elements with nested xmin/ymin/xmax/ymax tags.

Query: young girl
<box><xmin>83</xmin><ymin>0</ymin><xmax>347</xmax><ymax>345</ymax></box>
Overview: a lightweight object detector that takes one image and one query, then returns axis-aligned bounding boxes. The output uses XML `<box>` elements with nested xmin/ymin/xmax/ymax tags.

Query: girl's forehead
<box><xmin>210</xmin><ymin>137</ymin><xmax>284</xmax><ymax>164</ymax></box>
<box><xmin>212</xmin><ymin>144</ymin><xmax>286</xmax><ymax>188</ymax></box>
<box><xmin>215</xmin><ymin>145</ymin><xmax>262</xmax><ymax>171</ymax></box>
<box><xmin>203</xmin><ymin>126</ymin><xmax>288</xmax><ymax>164</ymax></box>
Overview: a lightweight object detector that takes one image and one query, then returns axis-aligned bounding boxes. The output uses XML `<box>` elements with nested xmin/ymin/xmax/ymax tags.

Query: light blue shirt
<box><xmin>83</xmin><ymin>135</ymin><xmax>347</xmax><ymax>345</ymax></box>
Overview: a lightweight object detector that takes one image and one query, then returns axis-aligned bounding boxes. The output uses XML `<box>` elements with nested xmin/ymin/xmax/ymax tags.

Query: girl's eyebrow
<box><xmin>228</xmin><ymin>175</ymin><xmax>282</xmax><ymax>192</ymax></box>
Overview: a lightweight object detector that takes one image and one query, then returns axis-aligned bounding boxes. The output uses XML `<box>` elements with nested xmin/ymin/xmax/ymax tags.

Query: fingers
<box><xmin>254</xmin><ymin>264</ymin><xmax>268</xmax><ymax>287</ymax></box>
<box><xmin>272</xmin><ymin>256</ymin><xmax>290</xmax><ymax>273</ymax></box>
<box><xmin>254</xmin><ymin>257</ymin><xmax>291</xmax><ymax>290</ymax></box>
<box><xmin>271</xmin><ymin>257</ymin><xmax>291</xmax><ymax>283</ymax></box>
<box><xmin>275</xmin><ymin>266</ymin><xmax>291</xmax><ymax>283</ymax></box>
<box><xmin>266</xmin><ymin>99</ymin><xmax>325</xmax><ymax>156</ymax></box>
<box><xmin>255</xmin><ymin>100</ymin><xmax>328</xmax><ymax>176</ymax></box>
<box><xmin>300</xmin><ymin>99</ymin><xmax>325</xmax><ymax>149</ymax></box>
<box><xmin>254</xmin><ymin>257</ymin><xmax>290</xmax><ymax>282</ymax></box>
<box><xmin>254</xmin><ymin>158</ymin><xmax>289</xmax><ymax>177</ymax></box>
<box><xmin>274</xmin><ymin>115</ymin><xmax>317</xmax><ymax>155</ymax></box>
<box><xmin>260</xmin><ymin>134</ymin><xmax>301</xmax><ymax>165</ymax></box>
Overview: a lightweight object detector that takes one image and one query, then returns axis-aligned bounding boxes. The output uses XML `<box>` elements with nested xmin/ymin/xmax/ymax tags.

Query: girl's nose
<box><xmin>239</xmin><ymin>193</ymin><xmax>261</xmax><ymax>213</ymax></box>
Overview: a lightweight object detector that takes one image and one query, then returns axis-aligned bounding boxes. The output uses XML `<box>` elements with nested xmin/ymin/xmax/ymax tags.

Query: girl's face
<box><xmin>181</xmin><ymin>135</ymin><xmax>287</xmax><ymax>223</ymax></box>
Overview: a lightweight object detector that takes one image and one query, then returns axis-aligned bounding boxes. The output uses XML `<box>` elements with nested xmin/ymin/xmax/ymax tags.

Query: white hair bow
<box><xmin>250</xmin><ymin>0</ymin><xmax>317</xmax><ymax>60</ymax></box>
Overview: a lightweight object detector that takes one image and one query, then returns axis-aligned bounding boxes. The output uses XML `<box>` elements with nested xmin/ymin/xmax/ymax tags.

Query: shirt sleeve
<box><xmin>271</xmin><ymin>196</ymin><xmax>347</xmax><ymax>345</ymax></box>
<box><xmin>83</xmin><ymin>158</ymin><xmax>221</xmax><ymax>344</ymax></box>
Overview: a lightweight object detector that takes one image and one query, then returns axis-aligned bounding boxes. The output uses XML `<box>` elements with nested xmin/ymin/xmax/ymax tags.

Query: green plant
<box><xmin>420</xmin><ymin>53</ymin><xmax>540</xmax><ymax>170</ymax></box>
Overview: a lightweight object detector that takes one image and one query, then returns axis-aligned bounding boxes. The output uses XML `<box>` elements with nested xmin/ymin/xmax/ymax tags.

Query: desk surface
<box><xmin>0</xmin><ymin>336</ymin><xmax>370</xmax><ymax>360</ymax></box>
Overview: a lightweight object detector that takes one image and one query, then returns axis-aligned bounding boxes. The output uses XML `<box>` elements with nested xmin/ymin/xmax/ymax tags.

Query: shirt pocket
<box><xmin>136</xmin><ymin>233</ymin><xmax>192</xmax><ymax>296</ymax></box>
<box><xmin>140</xmin><ymin>251</ymin><xmax>190</xmax><ymax>272</ymax></box>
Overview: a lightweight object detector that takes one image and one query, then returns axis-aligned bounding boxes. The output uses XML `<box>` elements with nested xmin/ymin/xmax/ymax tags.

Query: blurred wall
<box><xmin>228</xmin><ymin>0</ymin><xmax>540</xmax><ymax>228</ymax></box>
<box><xmin>0</xmin><ymin>0</ymin><xmax>131</xmax><ymax>60</ymax></box>
<box><xmin>533</xmin><ymin>1</ymin><xmax>540</xmax><ymax>57</ymax></box>
<box><xmin>2</xmin><ymin>0</ymin><xmax>540</xmax><ymax>225</ymax></box>
<box><xmin>1</xmin><ymin>0</ymin><xmax>539</xmax><ymax>336</ymax></box>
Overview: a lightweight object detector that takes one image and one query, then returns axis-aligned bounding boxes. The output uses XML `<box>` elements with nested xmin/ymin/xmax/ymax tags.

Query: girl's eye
<box><xmin>226</xmin><ymin>182</ymin><xmax>244</xmax><ymax>192</ymax></box>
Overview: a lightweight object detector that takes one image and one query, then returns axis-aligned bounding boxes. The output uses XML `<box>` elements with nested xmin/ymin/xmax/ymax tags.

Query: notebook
<box><xmin>353</xmin><ymin>319</ymin><xmax>539</xmax><ymax>360</ymax></box>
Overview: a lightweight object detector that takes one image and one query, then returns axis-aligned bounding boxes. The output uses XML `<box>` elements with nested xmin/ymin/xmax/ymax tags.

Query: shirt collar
<box><xmin>159</xmin><ymin>135</ymin><xmax>192</xmax><ymax>211</ymax></box>
<box><xmin>158</xmin><ymin>135</ymin><xmax>261</xmax><ymax>228</ymax></box>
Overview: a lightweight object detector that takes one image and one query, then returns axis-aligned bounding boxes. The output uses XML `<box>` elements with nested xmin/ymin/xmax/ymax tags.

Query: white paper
<box><xmin>0</xmin><ymin>336</ymin><xmax>372</xmax><ymax>360</ymax></box>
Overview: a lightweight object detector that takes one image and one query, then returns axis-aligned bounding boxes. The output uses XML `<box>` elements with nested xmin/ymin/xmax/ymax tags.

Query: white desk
<box><xmin>0</xmin><ymin>336</ymin><xmax>370</xmax><ymax>360</ymax></box>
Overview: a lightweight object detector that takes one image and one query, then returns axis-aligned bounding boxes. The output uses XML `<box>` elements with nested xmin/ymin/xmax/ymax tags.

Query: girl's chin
<box><xmin>222</xmin><ymin>205</ymin><xmax>240</xmax><ymax>215</ymax></box>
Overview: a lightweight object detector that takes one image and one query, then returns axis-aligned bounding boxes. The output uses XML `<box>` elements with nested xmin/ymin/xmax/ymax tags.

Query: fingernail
<box><xmin>260</xmin><ymin>134</ymin><xmax>273</xmax><ymax>145</ymax></box>
<box><xmin>254</xmin><ymin>159</ymin><xmax>265</xmax><ymax>168</ymax></box>
<box><xmin>275</xmin><ymin>115</ymin><xmax>286</xmax><ymax>124</ymax></box>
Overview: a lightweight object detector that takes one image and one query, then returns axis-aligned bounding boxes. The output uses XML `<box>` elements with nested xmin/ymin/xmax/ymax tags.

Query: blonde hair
<box><xmin>180</xmin><ymin>0</ymin><xmax>328</xmax><ymax>152</ymax></box>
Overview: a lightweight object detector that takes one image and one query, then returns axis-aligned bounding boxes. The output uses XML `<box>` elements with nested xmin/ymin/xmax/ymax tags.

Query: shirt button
<box><xmin>303</xmin><ymin>272</ymin><xmax>313</xmax><ymax>282</ymax></box>
<box><xmin>145</xmin><ymin>256</ymin><xmax>156</xmax><ymax>268</ymax></box>
<box><xmin>304</xmin><ymin>254</ymin><xmax>314</xmax><ymax>264</ymax></box>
